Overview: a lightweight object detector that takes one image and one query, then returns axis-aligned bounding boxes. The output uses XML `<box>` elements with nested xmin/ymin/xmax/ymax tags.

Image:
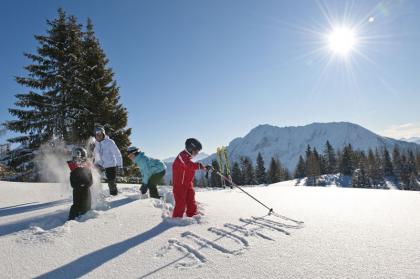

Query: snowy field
<box><xmin>0</xmin><ymin>181</ymin><xmax>419</xmax><ymax>278</ymax></box>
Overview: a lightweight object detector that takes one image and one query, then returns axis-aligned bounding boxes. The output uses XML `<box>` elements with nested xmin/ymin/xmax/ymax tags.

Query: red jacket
<box><xmin>172</xmin><ymin>150</ymin><xmax>203</xmax><ymax>188</ymax></box>
<box><xmin>67</xmin><ymin>160</ymin><xmax>92</xmax><ymax>171</ymax></box>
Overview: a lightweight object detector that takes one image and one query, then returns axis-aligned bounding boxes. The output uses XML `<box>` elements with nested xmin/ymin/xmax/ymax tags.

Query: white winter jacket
<box><xmin>94</xmin><ymin>136</ymin><xmax>123</xmax><ymax>168</ymax></box>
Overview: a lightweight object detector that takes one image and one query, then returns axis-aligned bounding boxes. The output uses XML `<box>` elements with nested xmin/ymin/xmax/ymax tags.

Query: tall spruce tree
<box><xmin>6</xmin><ymin>9</ymin><xmax>84</xmax><ymax>171</ymax></box>
<box><xmin>267</xmin><ymin>157</ymin><xmax>281</xmax><ymax>184</ymax></box>
<box><xmin>210</xmin><ymin>160</ymin><xmax>222</xmax><ymax>188</ymax></box>
<box><xmin>367</xmin><ymin>149</ymin><xmax>381</xmax><ymax>187</ymax></box>
<box><xmin>282</xmin><ymin>168</ymin><xmax>291</xmax><ymax>181</ymax></box>
<box><xmin>392</xmin><ymin>145</ymin><xmax>403</xmax><ymax>186</ymax></box>
<box><xmin>306</xmin><ymin>152</ymin><xmax>320</xmax><ymax>186</ymax></box>
<box><xmin>375</xmin><ymin>148</ymin><xmax>384</xmax><ymax>179</ymax></box>
<box><xmin>294</xmin><ymin>155</ymin><xmax>306</xmax><ymax>179</ymax></box>
<box><xmin>408</xmin><ymin>172</ymin><xmax>420</xmax><ymax>191</ymax></box>
<box><xmin>5</xmin><ymin>10</ymin><xmax>131</xmax><ymax>173</ymax></box>
<box><xmin>339</xmin><ymin>144</ymin><xmax>354</xmax><ymax>176</ymax></box>
<box><xmin>407</xmin><ymin>151</ymin><xmax>417</xmax><ymax>175</ymax></box>
<box><xmin>255</xmin><ymin>153</ymin><xmax>266</xmax><ymax>184</ymax></box>
<box><xmin>352</xmin><ymin>151</ymin><xmax>371</xmax><ymax>188</ymax></box>
<box><xmin>231</xmin><ymin>162</ymin><xmax>243</xmax><ymax>185</ymax></box>
<box><xmin>323</xmin><ymin>140</ymin><xmax>337</xmax><ymax>174</ymax></box>
<box><xmin>79</xmin><ymin>18</ymin><xmax>131</xmax><ymax>166</ymax></box>
<box><xmin>399</xmin><ymin>153</ymin><xmax>411</xmax><ymax>189</ymax></box>
<box><xmin>241</xmin><ymin>157</ymin><xmax>256</xmax><ymax>185</ymax></box>
<box><xmin>382</xmin><ymin>147</ymin><xmax>394</xmax><ymax>177</ymax></box>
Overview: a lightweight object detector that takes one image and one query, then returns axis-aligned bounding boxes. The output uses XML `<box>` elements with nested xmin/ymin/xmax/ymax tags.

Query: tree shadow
<box><xmin>0</xmin><ymin>197</ymin><xmax>137</xmax><ymax>237</ymax></box>
<box><xmin>0</xmin><ymin>199</ymin><xmax>70</xmax><ymax>217</ymax></box>
<box><xmin>0</xmin><ymin>210</ymin><xmax>69</xmax><ymax>237</ymax></box>
<box><xmin>0</xmin><ymin>202</ymin><xmax>37</xmax><ymax>210</ymax></box>
<box><xmin>34</xmin><ymin>221</ymin><xmax>176</xmax><ymax>279</ymax></box>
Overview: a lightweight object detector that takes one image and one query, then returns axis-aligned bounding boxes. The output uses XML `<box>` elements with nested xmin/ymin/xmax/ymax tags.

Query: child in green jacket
<box><xmin>127</xmin><ymin>146</ymin><xmax>166</xmax><ymax>199</ymax></box>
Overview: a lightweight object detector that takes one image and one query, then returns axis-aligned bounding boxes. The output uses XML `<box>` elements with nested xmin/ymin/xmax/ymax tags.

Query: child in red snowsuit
<box><xmin>172</xmin><ymin>138</ymin><xmax>209</xmax><ymax>218</ymax></box>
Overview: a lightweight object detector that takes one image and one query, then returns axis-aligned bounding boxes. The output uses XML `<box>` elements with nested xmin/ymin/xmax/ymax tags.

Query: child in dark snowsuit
<box><xmin>67</xmin><ymin>147</ymin><xmax>93</xmax><ymax>220</ymax></box>
<box><xmin>172</xmin><ymin>138</ymin><xmax>210</xmax><ymax>218</ymax></box>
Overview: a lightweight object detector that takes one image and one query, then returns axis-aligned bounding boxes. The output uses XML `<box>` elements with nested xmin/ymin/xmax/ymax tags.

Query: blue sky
<box><xmin>1</xmin><ymin>0</ymin><xmax>420</xmax><ymax>159</ymax></box>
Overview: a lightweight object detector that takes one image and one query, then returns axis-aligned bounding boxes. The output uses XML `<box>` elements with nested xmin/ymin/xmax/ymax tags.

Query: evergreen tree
<box><xmin>306</xmin><ymin>152</ymin><xmax>320</xmax><ymax>186</ymax></box>
<box><xmin>367</xmin><ymin>149</ymin><xmax>381</xmax><ymax>187</ymax></box>
<box><xmin>407</xmin><ymin>151</ymin><xmax>417</xmax><ymax>175</ymax></box>
<box><xmin>5</xmin><ymin>9</ymin><xmax>131</xmax><ymax>174</ymax></box>
<box><xmin>276</xmin><ymin>158</ymin><xmax>288</xmax><ymax>182</ymax></box>
<box><xmin>339</xmin><ymin>144</ymin><xmax>354</xmax><ymax>176</ymax></box>
<box><xmin>392</xmin><ymin>145</ymin><xmax>402</xmax><ymax>182</ymax></box>
<box><xmin>241</xmin><ymin>157</ymin><xmax>256</xmax><ymax>185</ymax></box>
<box><xmin>352</xmin><ymin>152</ymin><xmax>370</xmax><ymax>188</ymax></box>
<box><xmin>399</xmin><ymin>154</ymin><xmax>411</xmax><ymax>190</ymax></box>
<box><xmin>231</xmin><ymin>162</ymin><xmax>243</xmax><ymax>185</ymax></box>
<box><xmin>416</xmin><ymin>152</ymin><xmax>420</xmax><ymax>175</ymax></box>
<box><xmin>255</xmin><ymin>153</ymin><xmax>266</xmax><ymax>184</ymax></box>
<box><xmin>5</xmin><ymin>9</ymin><xmax>83</xmax><ymax>171</ymax></box>
<box><xmin>408</xmin><ymin>172</ymin><xmax>420</xmax><ymax>191</ymax></box>
<box><xmin>313</xmin><ymin>147</ymin><xmax>325</xmax><ymax>175</ymax></box>
<box><xmin>382</xmin><ymin>147</ymin><xmax>394</xmax><ymax>177</ymax></box>
<box><xmin>210</xmin><ymin>160</ymin><xmax>222</xmax><ymax>188</ymax></box>
<box><xmin>323</xmin><ymin>140</ymin><xmax>337</xmax><ymax>174</ymax></box>
<box><xmin>375</xmin><ymin>148</ymin><xmax>384</xmax><ymax>179</ymax></box>
<box><xmin>78</xmin><ymin>18</ymin><xmax>131</xmax><ymax>167</ymax></box>
<box><xmin>282</xmin><ymin>167</ymin><xmax>291</xmax><ymax>181</ymax></box>
<box><xmin>294</xmin><ymin>155</ymin><xmax>306</xmax><ymax>179</ymax></box>
<box><xmin>267</xmin><ymin>157</ymin><xmax>281</xmax><ymax>184</ymax></box>
<box><xmin>304</xmin><ymin>145</ymin><xmax>311</xmax><ymax>173</ymax></box>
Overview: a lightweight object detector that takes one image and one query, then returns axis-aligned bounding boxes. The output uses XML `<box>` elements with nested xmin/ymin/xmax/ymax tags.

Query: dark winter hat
<box><xmin>127</xmin><ymin>146</ymin><xmax>140</xmax><ymax>155</ymax></box>
<box><xmin>94</xmin><ymin>126</ymin><xmax>105</xmax><ymax>135</ymax></box>
<box><xmin>185</xmin><ymin>138</ymin><xmax>202</xmax><ymax>152</ymax></box>
<box><xmin>72</xmin><ymin>147</ymin><xmax>87</xmax><ymax>159</ymax></box>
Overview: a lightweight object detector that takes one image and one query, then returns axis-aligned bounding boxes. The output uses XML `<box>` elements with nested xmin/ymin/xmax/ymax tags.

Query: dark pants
<box><xmin>69</xmin><ymin>187</ymin><xmax>91</xmax><ymax>220</ymax></box>
<box><xmin>105</xmin><ymin>167</ymin><xmax>118</xmax><ymax>195</ymax></box>
<box><xmin>140</xmin><ymin>170</ymin><xmax>166</xmax><ymax>199</ymax></box>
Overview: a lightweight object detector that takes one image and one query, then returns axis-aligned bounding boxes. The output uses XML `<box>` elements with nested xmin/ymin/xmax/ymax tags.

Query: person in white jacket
<box><xmin>93</xmin><ymin>127</ymin><xmax>123</xmax><ymax>196</ymax></box>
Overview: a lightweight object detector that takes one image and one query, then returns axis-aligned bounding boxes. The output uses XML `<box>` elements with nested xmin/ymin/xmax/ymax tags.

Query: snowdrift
<box><xmin>0</xmin><ymin>181</ymin><xmax>419</xmax><ymax>278</ymax></box>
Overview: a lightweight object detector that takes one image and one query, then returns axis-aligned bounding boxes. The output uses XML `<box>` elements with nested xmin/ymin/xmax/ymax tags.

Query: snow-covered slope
<box><xmin>207</xmin><ymin>122</ymin><xmax>419</xmax><ymax>170</ymax></box>
<box><xmin>1</xmin><ymin>181</ymin><xmax>419</xmax><ymax>278</ymax></box>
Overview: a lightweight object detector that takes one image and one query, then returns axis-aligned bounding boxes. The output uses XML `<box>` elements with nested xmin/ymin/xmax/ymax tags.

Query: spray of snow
<box><xmin>85</xmin><ymin>136</ymin><xmax>108</xmax><ymax>210</ymax></box>
<box><xmin>33</xmin><ymin>141</ymin><xmax>72</xmax><ymax>197</ymax></box>
<box><xmin>33</xmin><ymin>137</ymin><xmax>108</xmax><ymax>210</ymax></box>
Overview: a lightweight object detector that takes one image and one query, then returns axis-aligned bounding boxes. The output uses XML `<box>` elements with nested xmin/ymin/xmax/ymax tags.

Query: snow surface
<box><xmin>1</xmin><ymin>181</ymin><xmax>420</xmax><ymax>278</ymax></box>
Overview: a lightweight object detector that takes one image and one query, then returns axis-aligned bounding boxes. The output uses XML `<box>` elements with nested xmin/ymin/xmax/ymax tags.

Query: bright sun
<box><xmin>327</xmin><ymin>27</ymin><xmax>357</xmax><ymax>56</ymax></box>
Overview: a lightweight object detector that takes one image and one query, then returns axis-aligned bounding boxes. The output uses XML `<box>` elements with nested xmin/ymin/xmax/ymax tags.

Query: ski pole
<box><xmin>212</xmin><ymin>170</ymin><xmax>304</xmax><ymax>224</ymax></box>
<box><xmin>212</xmin><ymin>170</ymin><xmax>274</xmax><ymax>215</ymax></box>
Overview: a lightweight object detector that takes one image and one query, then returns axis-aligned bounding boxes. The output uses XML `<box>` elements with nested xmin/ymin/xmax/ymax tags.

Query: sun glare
<box><xmin>327</xmin><ymin>27</ymin><xmax>357</xmax><ymax>56</ymax></box>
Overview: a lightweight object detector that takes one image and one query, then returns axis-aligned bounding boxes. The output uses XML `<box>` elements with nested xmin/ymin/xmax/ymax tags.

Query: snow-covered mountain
<box><xmin>401</xmin><ymin>137</ymin><xmax>420</xmax><ymax>145</ymax></box>
<box><xmin>205</xmin><ymin>122</ymin><xmax>420</xmax><ymax>171</ymax></box>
